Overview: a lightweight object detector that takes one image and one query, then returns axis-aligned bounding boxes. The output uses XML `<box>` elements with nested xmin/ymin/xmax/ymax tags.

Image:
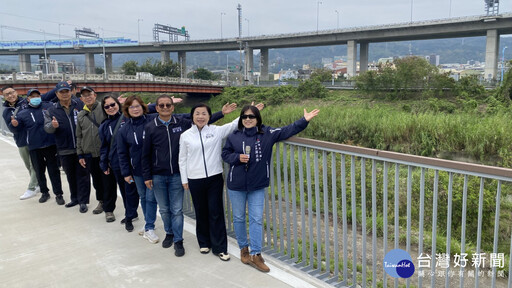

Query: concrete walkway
<box><xmin>0</xmin><ymin>135</ymin><xmax>328</xmax><ymax>288</ymax></box>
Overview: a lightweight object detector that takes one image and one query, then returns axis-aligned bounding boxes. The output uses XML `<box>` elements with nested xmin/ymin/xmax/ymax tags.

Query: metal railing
<box><xmin>185</xmin><ymin>136</ymin><xmax>512</xmax><ymax>287</ymax></box>
<box><xmin>0</xmin><ymin>73</ymin><xmax>227</xmax><ymax>87</ymax></box>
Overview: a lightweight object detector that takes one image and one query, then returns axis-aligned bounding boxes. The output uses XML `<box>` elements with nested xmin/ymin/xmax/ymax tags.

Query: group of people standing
<box><xmin>2</xmin><ymin>82</ymin><xmax>319</xmax><ymax>273</ymax></box>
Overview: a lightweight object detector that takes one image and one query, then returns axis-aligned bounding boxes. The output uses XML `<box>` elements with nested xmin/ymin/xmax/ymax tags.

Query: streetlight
<box><xmin>137</xmin><ymin>19</ymin><xmax>143</xmax><ymax>43</ymax></box>
<box><xmin>317</xmin><ymin>1</ymin><xmax>323</xmax><ymax>32</ymax></box>
<box><xmin>41</xmin><ymin>30</ymin><xmax>49</xmax><ymax>75</ymax></box>
<box><xmin>410</xmin><ymin>0</ymin><xmax>413</xmax><ymax>23</ymax></box>
<box><xmin>58</xmin><ymin>23</ymin><xmax>64</xmax><ymax>40</ymax></box>
<box><xmin>245</xmin><ymin>18</ymin><xmax>250</xmax><ymax>36</ymax></box>
<box><xmin>449</xmin><ymin>0</ymin><xmax>452</xmax><ymax>17</ymax></box>
<box><xmin>98</xmin><ymin>27</ymin><xmax>107</xmax><ymax>78</ymax></box>
<box><xmin>220</xmin><ymin>12</ymin><xmax>226</xmax><ymax>39</ymax></box>
<box><xmin>335</xmin><ymin>10</ymin><xmax>340</xmax><ymax>29</ymax></box>
<box><xmin>502</xmin><ymin>46</ymin><xmax>508</xmax><ymax>83</ymax></box>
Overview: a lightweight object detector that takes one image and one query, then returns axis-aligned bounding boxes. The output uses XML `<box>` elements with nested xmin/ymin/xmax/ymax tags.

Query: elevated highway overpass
<box><xmin>1</xmin><ymin>13</ymin><xmax>511</xmax><ymax>80</ymax></box>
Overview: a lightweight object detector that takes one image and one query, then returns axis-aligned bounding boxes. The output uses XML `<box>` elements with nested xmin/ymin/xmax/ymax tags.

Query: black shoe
<box><xmin>55</xmin><ymin>196</ymin><xmax>65</xmax><ymax>205</ymax></box>
<box><xmin>125</xmin><ymin>219</ymin><xmax>134</xmax><ymax>232</ymax></box>
<box><xmin>120</xmin><ymin>216</ymin><xmax>138</xmax><ymax>224</ymax></box>
<box><xmin>174</xmin><ymin>240</ymin><xmax>185</xmax><ymax>257</ymax></box>
<box><xmin>39</xmin><ymin>193</ymin><xmax>50</xmax><ymax>203</ymax></box>
<box><xmin>79</xmin><ymin>204</ymin><xmax>88</xmax><ymax>213</ymax></box>
<box><xmin>65</xmin><ymin>201</ymin><xmax>78</xmax><ymax>208</ymax></box>
<box><xmin>162</xmin><ymin>234</ymin><xmax>174</xmax><ymax>248</ymax></box>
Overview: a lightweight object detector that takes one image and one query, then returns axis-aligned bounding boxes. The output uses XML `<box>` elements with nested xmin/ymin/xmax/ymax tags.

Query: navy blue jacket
<box><xmin>99</xmin><ymin>112</ymin><xmax>126</xmax><ymax>172</ymax></box>
<box><xmin>141</xmin><ymin>111</ymin><xmax>224</xmax><ymax>181</ymax></box>
<box><xmin>44</xmin><ymin>98</ymin><xmax>84</xmax><ymax>155</ymax></box>
<box><xmin>117</xmin><ymin>114</ymin><xmax>157</xmax><ymax>178</ymax></box>
<box><xmin>222</xmin><ymin>118</ymin><xmax>309</xmax><ymax>191</ymax></box>
<box><xmin>2</xmin><ymin>96</ymin><xmax>29</xmax><ymax>147</ymax></box>
<box><xmin>12</xmin><ymin>102</ymin><xmax>56</xmax><ymax>151</ymax></box>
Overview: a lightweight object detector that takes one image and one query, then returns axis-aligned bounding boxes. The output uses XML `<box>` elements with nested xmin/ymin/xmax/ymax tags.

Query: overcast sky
<box><xmin>1</xmin><ymin>0</ymin><xmax>511</xmax><ymax>42</ymax></box>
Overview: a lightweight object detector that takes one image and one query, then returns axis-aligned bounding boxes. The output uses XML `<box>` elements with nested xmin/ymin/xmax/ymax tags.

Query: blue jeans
<box><xmin>134</xmin><ymin>175</ymin><xmax>158</xmax><ymax>231</ymax></box>
<box><xmin>152</xmin><ymin>174</ymin><xmax>184</xmax><ymax>242</ymax></box>
<box><xmin>228</xmin><ymin>188</ymin><xmax>265</xmax><ymax>255</ymax></box>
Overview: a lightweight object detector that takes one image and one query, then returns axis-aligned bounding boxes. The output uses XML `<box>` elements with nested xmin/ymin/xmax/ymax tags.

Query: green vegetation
<box><xmin>187</xmin><ymin>67</ymin><xmax>220</xmax><ymax>80</ymax></box>
<box><xmin>121</xmin><ymin>58</ymin><xmax>180</xmax><ymax>77</ymax></box>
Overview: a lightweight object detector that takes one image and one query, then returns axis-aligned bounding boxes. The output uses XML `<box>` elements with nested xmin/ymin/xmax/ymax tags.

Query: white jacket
<box><xmin>178</xmin><ymin>117</ymin><xmax>239</xmax><ymax>184</ymax></box>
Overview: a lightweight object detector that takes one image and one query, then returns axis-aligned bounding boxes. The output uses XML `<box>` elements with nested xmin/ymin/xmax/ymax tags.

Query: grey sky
<box><xmin>1</xmin><ymin>0</ymin><xmax>510</xmax><ymax>42</ymax></box>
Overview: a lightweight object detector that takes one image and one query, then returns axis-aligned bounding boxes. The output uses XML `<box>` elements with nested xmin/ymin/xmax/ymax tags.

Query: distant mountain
<box><xmin>1</xmin><ymin>36</ymin><xmax>510</xmax><ymax>73</ymax></box>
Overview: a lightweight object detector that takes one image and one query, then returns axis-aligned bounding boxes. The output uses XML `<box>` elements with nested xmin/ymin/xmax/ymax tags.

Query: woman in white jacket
<box><xmin>179</xmin><ymin>102</ymin><xmax>262</xmax><ymax>261</ymax></box>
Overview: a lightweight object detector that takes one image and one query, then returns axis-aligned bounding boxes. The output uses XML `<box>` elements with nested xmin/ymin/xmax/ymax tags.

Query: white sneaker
<box><xmin>20</xmin><ymin>189</ymin><xmax>37</xmax><ymax>200</ymax></box>
<box><xmin>143</xmin><ymin>229</ymin><xmax>159</xmax><ymax>244</ymax></box>
<box><xmin>138</xmin><ymin>227</ymin><xmax>145</xmax><ymax>236</ymax></box>
<box><xmin>34</xmin><ymin>186</ymin><xmax>40</xmax><ymax>193</ymax></box>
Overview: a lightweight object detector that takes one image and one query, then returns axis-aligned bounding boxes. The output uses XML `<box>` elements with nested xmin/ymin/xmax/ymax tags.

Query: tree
<box><xmin>122</xmin><ymin>60</ymin><xmax>138</xmax><ymax>75</ymax></box>
<box><xmin>139</xmin><ymin>58</ymin><xmax>180</xmax><ymax>77</ymax></box>
<box><xmin>188</xmin><ymin>68</ymin><xmax>220</xmax><ymax>80</ymax></box>
<box><xmin>310</xmin><ymin>68</ymin><xmax>333</xmax><ymax>82</ymax></box>
<box><xmin>95</xmin><ymin>67</ymin><xmax>104</xmax><ymax>75</ymax></box>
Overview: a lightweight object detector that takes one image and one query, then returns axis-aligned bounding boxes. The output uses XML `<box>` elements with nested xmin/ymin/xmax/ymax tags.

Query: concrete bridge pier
<box><xmin>161</xmin><ymin>51</ymin><xmax>170</xmax><ymax>64</ymax></box>
<box><xmin>105</xmin><ymin>53</ymin><xmax>113</xmax><ymax>74</ymax></box>
<box><xmin>244</xmin><ymin>45</ymin><xmax>253</xmax><ymax>82</ymax></box>
<box><xmin>85</xmin><ymin>53</ymin><xmax>95</xmax><ymax>74</ymax></box>
<box><xmin>18</xmin><ymin>54</ymin><xmax>31</xmax><ymax>72</ymax></box>
<box><xmin>260</xmin><ymin>48</ymin><xmax>269</xmax><ymax>81</ymax></box>
<box><xmin>359</xmin><ymin>42</ymin><xmax>369</xmax><ymax>74</ymax></box>
<box><xmin>347</xmin><ymin>40</ymin><xmax>357</xmax><ymax>78</ymax></box>
<box><xmin>484</xmin><ymin>29</ymin><xmax>500</xmax><ymax>80</ymax></box>
<box><xmin>178</xmin><ymin>51</ymin><xmax>186</xmax><ymax>78</ymax></box>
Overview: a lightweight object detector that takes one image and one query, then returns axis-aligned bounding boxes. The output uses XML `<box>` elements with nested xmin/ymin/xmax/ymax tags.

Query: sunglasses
<box><xmin>104</xmin><ymin>103</ymin><xmax>116</xmax><ymax>110</ymax></box>
<box><xmin>241</xmin><ymin>114</ymin><xmax>256</xmax><ymax>120</ymax></box>
<box><xmin>158</xmin><ymin>103</ymin><xmax>173</xmax><ymax>109</ymax></box>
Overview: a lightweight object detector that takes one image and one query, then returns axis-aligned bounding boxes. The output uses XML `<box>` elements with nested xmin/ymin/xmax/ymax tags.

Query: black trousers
<box><xmin>102</xmin><ymin>170</ymin><xmax>117</xmax><ymax>213</ymax></box>
<box><xmin>188</xmin><ymin>173</ymin><xmax>227</xmax><ymax>254</ymax></box>
<box><xmin>77</xmin><ymin>156</ymin><xmax>104</xmax><ymax>204</ymax></box>
<box><xmin>29</xmin><ymin>145</ymin><xmax>63</xmax><ymax>196</ymax></box>
<box><xmin>60</xmin><ymin>154</ymin><xmax>80</xmax><ymax>203</ymax></box>
<box><xmin>112</xmin><ymin>168</ymin><xmax>139</xmax><ymax>220</ymax></box>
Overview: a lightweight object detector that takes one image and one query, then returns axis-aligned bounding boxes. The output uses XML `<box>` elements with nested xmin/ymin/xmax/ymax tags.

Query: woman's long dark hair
<box><xmin>238</xmin><ymin>105</ymin><xmax>264</xmax><ymax>133</ymax></box>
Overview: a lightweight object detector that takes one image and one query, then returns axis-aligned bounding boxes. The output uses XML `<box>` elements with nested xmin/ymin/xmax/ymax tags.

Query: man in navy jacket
<box><xmin>2</xmin><ymin>85</ymin><xmax>59</xmax><ymax>200</ymax></box>
<box><xmin>44</xmin><ymin>81</ymin><xmax>89</xmax><ymax>213</ymax></box>
<box><xmin>141</xmin><ymin>95</ymin><xmax>235</xmax><ymax>256</ymax></box>
<box><xmin>11</xmin><ymin>89</ymin><xmax>64</xmax><ymax>204</ymax></box>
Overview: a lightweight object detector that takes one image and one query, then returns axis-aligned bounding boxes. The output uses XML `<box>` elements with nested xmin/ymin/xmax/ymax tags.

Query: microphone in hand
<box><xmin>245</xmin><ymin>145</ymin><xmax>251</xmax><ymax>172</ymax></box>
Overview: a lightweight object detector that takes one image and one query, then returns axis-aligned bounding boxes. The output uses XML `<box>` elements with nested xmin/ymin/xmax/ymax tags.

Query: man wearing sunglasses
<box><xmin>142</xmin><ymin>95</ymin><xmax>236</xmax><ymax>257</ymax></box>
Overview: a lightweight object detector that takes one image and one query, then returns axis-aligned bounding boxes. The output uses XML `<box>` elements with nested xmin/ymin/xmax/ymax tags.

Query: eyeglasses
<box><xmin>241</xmin><ymin>114</ymin><xmax>256</xmax><ymax>120</ymax></box>
<box><xmin>158</xmin><ymin>103</ymin><xmax>173</xmax><ymax>109</ymax></box>
<box><xmin>3</xmin><ymin>91</ymin><xmax>15</xmax><ymax>96</ymax></box>
<box><xmin>104</xmin><ymin>103</ymin><xmax>116</xmax><ymax>110</ymax></box>
<box><xmin>129</xmin><ymin>105</ymin><xmax>141</xmax><ymax>110</ymax></box>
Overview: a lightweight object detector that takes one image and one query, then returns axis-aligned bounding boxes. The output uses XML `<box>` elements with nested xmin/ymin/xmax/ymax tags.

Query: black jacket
<box><xmin>44</xmin><ymin>98</ymin><xmax>84</xmax><ymax>155</ymax></box>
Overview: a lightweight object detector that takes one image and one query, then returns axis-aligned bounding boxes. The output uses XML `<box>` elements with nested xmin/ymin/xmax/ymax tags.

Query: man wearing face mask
<box><xmin>44</xmin><ymin>81</ymin><xmax>88</xmax><ymax>213</ymax></box>
<box><xmin>10</xmin><ymin>89</ymin><xmax>64</xmax><ymax>204</ymax></box>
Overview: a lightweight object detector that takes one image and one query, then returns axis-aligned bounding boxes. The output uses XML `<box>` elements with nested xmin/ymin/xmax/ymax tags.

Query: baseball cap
<box><xmin>56</xmin><ymin>81</ymin><xmax>71</xmax><ymax>92</ymax></box>
<box><xmin>27</xmin><ymin>88</ymin><xmax>41</xmax><ymax>96</ymax></box>
<box><xmin>80</xmin><ymin>86</ymin><xmax>95</xmax><ymax>93</ymax></box>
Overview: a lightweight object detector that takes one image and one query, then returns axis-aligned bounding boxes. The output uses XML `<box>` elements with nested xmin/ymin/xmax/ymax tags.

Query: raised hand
<box><xmin>304</xmin><ymin>108</ymin><xmax>320</xmax><ymax>122</ymax></box>
<box><xmin>222</xmin><ymin>102</ymin><xmax>237</xmax><ymax>115</ymax></box>
<box><xmin>11</xmin><ymin>116</ymin><xmax>18</xmax><ymax>127</ymax></box>
<box><xmin>52</xmin><ymin>116</ymin><xmax>59</xmax><ymax>128</ymax></box>
<box><xmin>171</xmin><ymin>96</ymin><xmax>183</xmax><ymax>104</ymax></box>
<box><xmin>252</xmin><ymin>102</ymin><xmax>264</xmax><ymax>111</ymax></box>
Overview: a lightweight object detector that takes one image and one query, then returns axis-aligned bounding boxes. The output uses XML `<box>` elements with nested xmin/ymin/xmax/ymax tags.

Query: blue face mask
<box><xmin>29</xmin><ymin>97</ymin><xmax>42</xmax><ymax>106</ymax></box>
